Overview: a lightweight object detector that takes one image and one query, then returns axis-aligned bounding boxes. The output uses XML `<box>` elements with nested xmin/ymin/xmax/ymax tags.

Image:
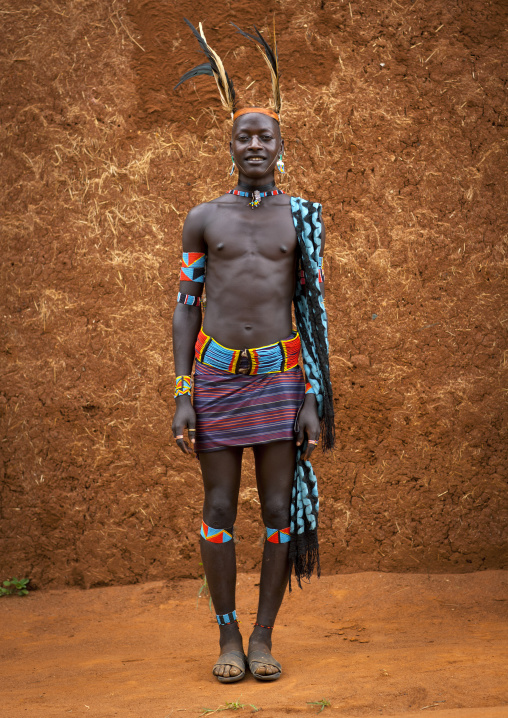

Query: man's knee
<box><xmin>203</xmin><ymin>497</ymin><xmax>237</xmax><ymax>528</ymax></box>
<box><xmin>261</xmin><ymin>497</ymin><xmax>290</xmax><ymax>528</ymax></box>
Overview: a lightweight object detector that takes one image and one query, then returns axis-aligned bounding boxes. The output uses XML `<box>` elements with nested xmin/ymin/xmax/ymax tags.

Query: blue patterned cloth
<box><xmin>289</xmin><ymin>197</ymin><xmax>335</xmax><ymax>588</ymax></box>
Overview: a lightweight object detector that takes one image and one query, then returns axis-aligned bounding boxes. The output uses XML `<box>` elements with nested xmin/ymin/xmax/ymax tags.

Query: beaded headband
<box><xmin>233</xmin><ymin>107</ymin><xmax>279</xmax><ymax>123</ymax></box>
<box><xmin>174</xmin><ymin>19</ymin><xmax>281</xmax><ymax>122</ymax></box>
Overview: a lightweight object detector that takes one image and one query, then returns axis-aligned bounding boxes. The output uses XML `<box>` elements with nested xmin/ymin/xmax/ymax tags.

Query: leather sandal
<box><xmin>213</xmin><ymin>650</ymin><xmax>247</xmax><ymax>683</ymax></box>
<box><xmin>247</xmin><ymin>649</ymin><xmax>282</xmax><ymax>682</ymax></box>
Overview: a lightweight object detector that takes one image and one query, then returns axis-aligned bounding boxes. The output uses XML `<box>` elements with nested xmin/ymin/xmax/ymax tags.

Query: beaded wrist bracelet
<box><xmin>174</xmin><ymin>375</ymin><xmax>192</xmax><ymax>398</ymax></box>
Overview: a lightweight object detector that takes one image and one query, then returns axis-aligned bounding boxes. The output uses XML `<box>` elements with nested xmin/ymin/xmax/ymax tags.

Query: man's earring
<box><xmin>276</xmin><ymin>154</ymin><xmax>285</xmax><ymax>175</ymax></box>
<box><xmin>229</xmin><ymin>155</ymin><xmax>236</xmax><ymax>176</ymax></box>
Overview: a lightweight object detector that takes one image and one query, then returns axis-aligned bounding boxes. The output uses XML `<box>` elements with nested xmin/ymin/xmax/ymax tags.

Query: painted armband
<box><xmin>180</xmin><ymin>252</ymin><xmax>206</xmax><ymax>283</ymax></box>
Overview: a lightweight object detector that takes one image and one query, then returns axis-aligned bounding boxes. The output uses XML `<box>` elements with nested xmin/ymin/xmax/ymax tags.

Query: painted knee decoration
<box><xmin>266</xmin><ymin>527</ymin><xmax>291</xmax><ymax>544</ymax></box>
<box><xmin>200</xmin><ymin>520</ymin><xmax>233</xmax><ymax>543</ymax></box>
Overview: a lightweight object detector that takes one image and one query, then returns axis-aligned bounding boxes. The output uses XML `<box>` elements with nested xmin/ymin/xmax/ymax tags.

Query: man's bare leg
<box><xmin>249</xmin><ymin>439</ymin><xmax>296</xmax><ymax>676</ymax></box>
<box><xmin>199</xmin><ymin>446</ymin><xmax>244</xmax><ymax>679</ymax></box>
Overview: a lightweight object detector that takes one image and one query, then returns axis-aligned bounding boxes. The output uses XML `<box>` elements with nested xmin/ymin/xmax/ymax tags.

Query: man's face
<box><xmin>230</xmin><ymin>113</ymin><xmax>283</xmax><ymax>179</ymax></box>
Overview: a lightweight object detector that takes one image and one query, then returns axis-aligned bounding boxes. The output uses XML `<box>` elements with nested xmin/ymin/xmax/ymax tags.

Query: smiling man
<box><xmin>172</xmin><ymin>21</ymin><xmax>334</xmax><ymax>684</ymax></box>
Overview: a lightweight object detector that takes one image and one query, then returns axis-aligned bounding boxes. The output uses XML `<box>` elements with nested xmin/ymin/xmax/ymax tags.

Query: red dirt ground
<box><xmin>0</xmin><ymin>0</ymin><xmax>507</xmax><ymax>586</ymax></box>
<box><xmin>2</xmin><ymin>571</ymin><xmax>507</xmax><ymax>717</ymax></box>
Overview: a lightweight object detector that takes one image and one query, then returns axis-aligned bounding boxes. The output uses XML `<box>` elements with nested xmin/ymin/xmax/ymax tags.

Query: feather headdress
<box><xmin>231</xmin><ymin>21</ymin><xmax>281</xmax><ymax>115</ymax></box>
<box><xmin>174</xmin><ymin>18</ymin><xmax>237</xmax><ymax>117</ymax></box>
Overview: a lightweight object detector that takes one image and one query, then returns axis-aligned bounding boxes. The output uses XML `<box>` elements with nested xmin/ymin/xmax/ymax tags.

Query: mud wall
<box><xmin>1</xmin><ymin>0</ymin><xmax>507</xmax><ymax>588</ymax></box>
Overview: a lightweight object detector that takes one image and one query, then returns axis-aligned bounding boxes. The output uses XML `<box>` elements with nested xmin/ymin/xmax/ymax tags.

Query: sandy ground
<box><xmin>1</xmin><ymin>571</ymin><xmax>507</xmax><ymax>718</ymax></box>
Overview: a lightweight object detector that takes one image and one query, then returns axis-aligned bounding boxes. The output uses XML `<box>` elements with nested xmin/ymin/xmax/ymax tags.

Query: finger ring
<box><xmin>308</xmin><ymin>439</ymin><xmax>319</xmax><ymax>445</ymax></box>
<box><xmin>188</xmin><ymin>429</ymin><xmax>196</xmax><ymax>433</ymax></box>
<box><xmin>175</xmin><ymin>435</ymin><xmax>184</xmax><ymax>440</ymax></box>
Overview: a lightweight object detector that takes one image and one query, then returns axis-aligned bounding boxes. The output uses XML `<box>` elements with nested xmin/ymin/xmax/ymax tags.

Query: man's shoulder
<box><xmin>186</xmin><ymin>200</ymin><xmax>215</xmax><ymax>216</ymax></box>
<box><xmin>186</xmin><ymin>193</ymin><xmax>236</xmax><ymax>217</ymax></box>
<box><xmin>184</xmin><ymin>199</ymin><xmax>223</xmax><ymax>229</ymax></box>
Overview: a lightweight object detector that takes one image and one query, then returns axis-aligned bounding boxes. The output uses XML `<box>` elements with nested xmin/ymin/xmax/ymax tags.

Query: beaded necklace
<box><xmin>226</xmin><ymin>188</ymin><xmax>285</xmax><ymax>209</ymax></box>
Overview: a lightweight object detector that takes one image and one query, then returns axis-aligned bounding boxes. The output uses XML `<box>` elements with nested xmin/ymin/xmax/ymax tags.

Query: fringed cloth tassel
<box><xmin>288</xmin><ymin>531</ymin><xmax>320</xmax><ymax>588</ymax></box>
<box><xmin>288</xmin><ymin>446</ymin><xmax>321</xmax><ymax>590</ymax></box>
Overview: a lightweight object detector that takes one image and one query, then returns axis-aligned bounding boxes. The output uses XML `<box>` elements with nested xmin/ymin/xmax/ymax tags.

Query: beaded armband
<box><xmin>180</xmin><ymin>252</ymin><xmax>206</xmax><ymax>283</ymax></box>
<box><xmin>177</xmin><ymin>292</ymin><xmax>201</xmax><ymax>307</ymax></box>
<box><xmin>174</xmin><ymin>375</ymin><xmax>192</xmax><ymax>398</ymax></box>
<box><xmin>305</xmin><ymin>382</ymin><xmax>315</xmax><ymax>395</ymax></box>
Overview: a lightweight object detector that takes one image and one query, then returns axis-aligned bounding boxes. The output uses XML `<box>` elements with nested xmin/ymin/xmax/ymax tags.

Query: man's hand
<box><xmin>296</xmin><ymin>393</ymin><xmax>320</xmax><ymax>461</ymax></box>
<box><xmin>172</xmin><ymin>396</ymin><xmax>197</xmax><ymax>455</ymax></box>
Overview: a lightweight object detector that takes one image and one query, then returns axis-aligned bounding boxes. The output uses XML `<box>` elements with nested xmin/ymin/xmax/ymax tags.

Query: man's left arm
<box><xmin>296</xmin><ymin>218</ymin><xmax>326</xmax><ymax>460</ymax></box>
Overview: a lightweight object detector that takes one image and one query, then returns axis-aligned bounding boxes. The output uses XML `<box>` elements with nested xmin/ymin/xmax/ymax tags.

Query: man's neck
<box><xmin>236</xmin><ymin>180</ymin><xmax>277</xmax><ymax>193</ymax></box>
<box><xmin>235</xmin><ymin>169</ymin><xmax>278</xmax><ymax>192</ymax></box>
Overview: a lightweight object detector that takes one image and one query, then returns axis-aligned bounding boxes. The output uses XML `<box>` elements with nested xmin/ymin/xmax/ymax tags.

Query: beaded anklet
<box><xmin>254</xmin><ymin>622</ymin><xmax>274</xmax><ymax>629</ymax></box>
<box><xmin>217</xmin><ymin>610</ymin><xmax>238</xmax><ymax>626</ymax></box>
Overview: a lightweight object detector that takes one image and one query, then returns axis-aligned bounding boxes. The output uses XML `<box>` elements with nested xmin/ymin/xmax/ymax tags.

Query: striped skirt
<box><xmin>194</xmin><ymin>361</ymin><xmax>305</xmax><ymax>453</ymax></box>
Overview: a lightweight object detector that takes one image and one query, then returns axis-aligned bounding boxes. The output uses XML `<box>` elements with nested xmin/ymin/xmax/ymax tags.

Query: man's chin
<box><xmin>239</xmin><ymin>166</ymin><xmax>274</xmax><ymax>180</ymax></box>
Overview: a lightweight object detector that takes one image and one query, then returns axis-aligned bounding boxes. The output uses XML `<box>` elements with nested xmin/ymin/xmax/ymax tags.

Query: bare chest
<box><xmin>204</xmin><ymin>201</ymin><xmax>297</xmax><ymax>260</ymax></box>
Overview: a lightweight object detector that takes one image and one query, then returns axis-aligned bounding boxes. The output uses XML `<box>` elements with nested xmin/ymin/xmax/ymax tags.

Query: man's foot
<box><xmin>213</xmin><ymin>623</ymin><xmax>246</xmax><ymax>682</ymax></box>
<box><xmin>247</xmin><ymin>625</ymin><xmax>282</xmax><ymax>681</ymax></box>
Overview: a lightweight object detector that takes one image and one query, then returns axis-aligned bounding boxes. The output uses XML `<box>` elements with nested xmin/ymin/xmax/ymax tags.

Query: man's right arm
<box><xmin>171</xmin><ymin>205</ymin><xmax>207</xmax><ymax>455</ymax></box>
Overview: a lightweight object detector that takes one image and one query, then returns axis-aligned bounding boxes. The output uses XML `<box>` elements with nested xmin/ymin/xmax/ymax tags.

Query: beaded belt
<box><xmin>195</xmin><ymin>328</ymin><xmax>301</xmax><ymax>375</ymax></box>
